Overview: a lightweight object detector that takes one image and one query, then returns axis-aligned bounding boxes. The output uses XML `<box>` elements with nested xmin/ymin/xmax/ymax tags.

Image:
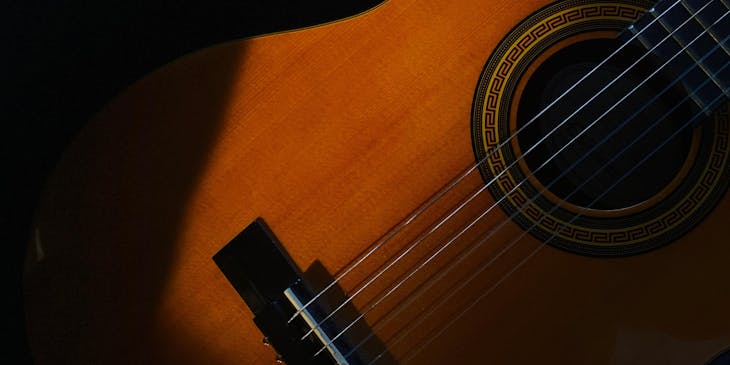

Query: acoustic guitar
<box><xmin>24</xmin><ymin>0</ymin><xmax>730</xmax><ymax>363</ymax></box>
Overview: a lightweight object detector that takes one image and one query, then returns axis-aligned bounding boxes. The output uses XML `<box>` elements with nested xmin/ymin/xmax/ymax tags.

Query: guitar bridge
<box><xmin>213</xmin><ymin>218</ymin><xmax>388</xmax><ymax>365</ymax></box>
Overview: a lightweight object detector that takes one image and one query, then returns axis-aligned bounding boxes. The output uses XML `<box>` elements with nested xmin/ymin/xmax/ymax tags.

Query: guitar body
<box><xmin>25</xmin><ymin>0</ymin><xmax>730</xmax><ymax>364</ymax></box>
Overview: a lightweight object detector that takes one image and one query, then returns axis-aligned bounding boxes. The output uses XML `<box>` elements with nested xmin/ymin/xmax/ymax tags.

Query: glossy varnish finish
<box><xmin>25</xmin><ymin>0</ymin><xmax>730</xmax><ymax>363</ymax></box>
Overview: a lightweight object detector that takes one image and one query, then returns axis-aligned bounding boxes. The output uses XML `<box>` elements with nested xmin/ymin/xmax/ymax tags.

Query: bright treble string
<box><xmin>287</xmin><ymin>0</ymin><xmax>689</xmax><ymax>325</ymax></box>
<box><xmin>306</xmin><ymin>1</ymin><xmax>725</xmax><ymax>354</ymax></box>
<box><xmin>387</xmin><ymin>50</ymin><xmax>730</xmax><ymax>365</ymax></box>
<box><xmin>294</xmin><ymin>0</ymin><xmax>699</xmax><ymax>334</ymax></box>
<box><xmin>352</xmin><ymin>41</ymin><xmax>730</xmax><ymax>363</ymax></box>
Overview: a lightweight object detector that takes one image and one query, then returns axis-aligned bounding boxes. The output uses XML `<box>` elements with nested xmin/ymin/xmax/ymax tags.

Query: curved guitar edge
<box><xmin>24</xmin><ymin>0</ymin><xmax>526</xmax><ymax>362</ymax></box>
<box><xmin>23</xmin><ymin>0</ymin><xmax>730</xmax><ymax>364</ymax></box>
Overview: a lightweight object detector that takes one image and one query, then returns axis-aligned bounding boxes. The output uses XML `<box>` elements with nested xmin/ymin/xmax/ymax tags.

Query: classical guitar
<box><xmin>25</xmin><ymin>0</ymin><xmax>730</xmax><ymax>363</ymax></box>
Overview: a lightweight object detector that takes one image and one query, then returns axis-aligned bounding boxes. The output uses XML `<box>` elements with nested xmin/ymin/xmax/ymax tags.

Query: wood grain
<box><xmin>25</xmin><ymin>0</ymin><xmax>730</xmax><ymax>363</ymax></box>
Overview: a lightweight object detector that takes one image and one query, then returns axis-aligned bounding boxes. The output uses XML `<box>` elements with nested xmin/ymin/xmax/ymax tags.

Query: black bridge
<box><xmin>213</xmin><ymin>218</ymin><xmax>389</xmax><ymax>365</ymax></box>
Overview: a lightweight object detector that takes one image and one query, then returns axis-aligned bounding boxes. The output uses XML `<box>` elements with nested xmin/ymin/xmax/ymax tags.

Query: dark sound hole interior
<box><xmin>516</xmin><ymin>38</ymin><xmax>696</xmax><ymax>210</ymax></box>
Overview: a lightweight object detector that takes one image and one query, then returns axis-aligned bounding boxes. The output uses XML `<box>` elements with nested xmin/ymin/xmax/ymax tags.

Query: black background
<box><xmin>4</xmin><ymin>1</ymin><xmax>382</xmax><ymax>363</ymax></box>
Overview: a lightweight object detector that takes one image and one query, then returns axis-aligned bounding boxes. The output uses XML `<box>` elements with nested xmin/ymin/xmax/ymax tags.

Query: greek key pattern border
<box><xmin>472</xmin><ymin>0</ymin><xmax>730</xmax><ymax>253</ymax></box>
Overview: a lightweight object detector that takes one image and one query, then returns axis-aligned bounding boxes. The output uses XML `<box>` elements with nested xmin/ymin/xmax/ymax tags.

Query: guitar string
<box><xmin>305</xmin><ymin>2</ymin><xmax>722</xmax><ymax>350</ymax></box>
<box><xmin>399</xmin><ymin>83</ymin><xmax>729</xmax><ymax>365</ymax></box>
<box><xmin>371</xmin><ymin>55</ymin><xmax>730</xmax><ymax>365</ymax></box>
<box><xmin>289</xmin><ymin>0</ymin><xmax>684</xmax><ymax>323</ymax></box>
<box><xmin>295</xmin><ymin>0</ymin><xmax>701</xmax><ymax>336</ymax></box>
<box><xmin>348</xmin><ymin>41</ymin><xmax>730</xmax><ymax>363</ymax></box>
<box><xmin>287</xmin><ymin>0</ymin><xmax>687</xmax><ymax>324</ymax></box>
<box><xmin>353</xmin><ymin>36</ymin><xmax>730</xmax><ymax>363</ymax></box>
<box><xmin>305</xmin><ymin>0</ymin><xmax>716</xmax><ymax>351</ymax></box>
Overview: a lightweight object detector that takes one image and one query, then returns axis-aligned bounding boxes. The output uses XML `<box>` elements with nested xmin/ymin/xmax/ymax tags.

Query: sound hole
<box><xmin>517</xmin><ymin>38</ymin><xmax>696</xmax><ymax>210</ymax></box>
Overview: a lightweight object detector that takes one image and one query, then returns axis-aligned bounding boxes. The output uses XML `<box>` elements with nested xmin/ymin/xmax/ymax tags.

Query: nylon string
<box><xmin>287</xmin><ymin>0</ymin><xmax>688</xmax><ymax>324</ymax></box>
<box><xmin>399</xmin><ymin>76</ymin><xmax>729</xmax><ymax>365</ymax></box>
<box><xmin>308</xmin><ymin>4</ymin><xmax>725</xmax><ymax>355</ymax></box>
<box><xmin>388</xmin><ymin>54</ymin><xmax>730</xmax><ymax>365</ymax></box>
<box><xmin>353</xmin><ymin>39</ymin><xmax>730</xmax><ymax>364</ymax></box>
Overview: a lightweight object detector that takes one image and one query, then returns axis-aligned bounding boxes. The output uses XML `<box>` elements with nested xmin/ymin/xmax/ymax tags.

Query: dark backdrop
<box><xmin>3</xmin><ymin>1</ymin><xmax>382</xmax><ymax>363</ymax></box>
